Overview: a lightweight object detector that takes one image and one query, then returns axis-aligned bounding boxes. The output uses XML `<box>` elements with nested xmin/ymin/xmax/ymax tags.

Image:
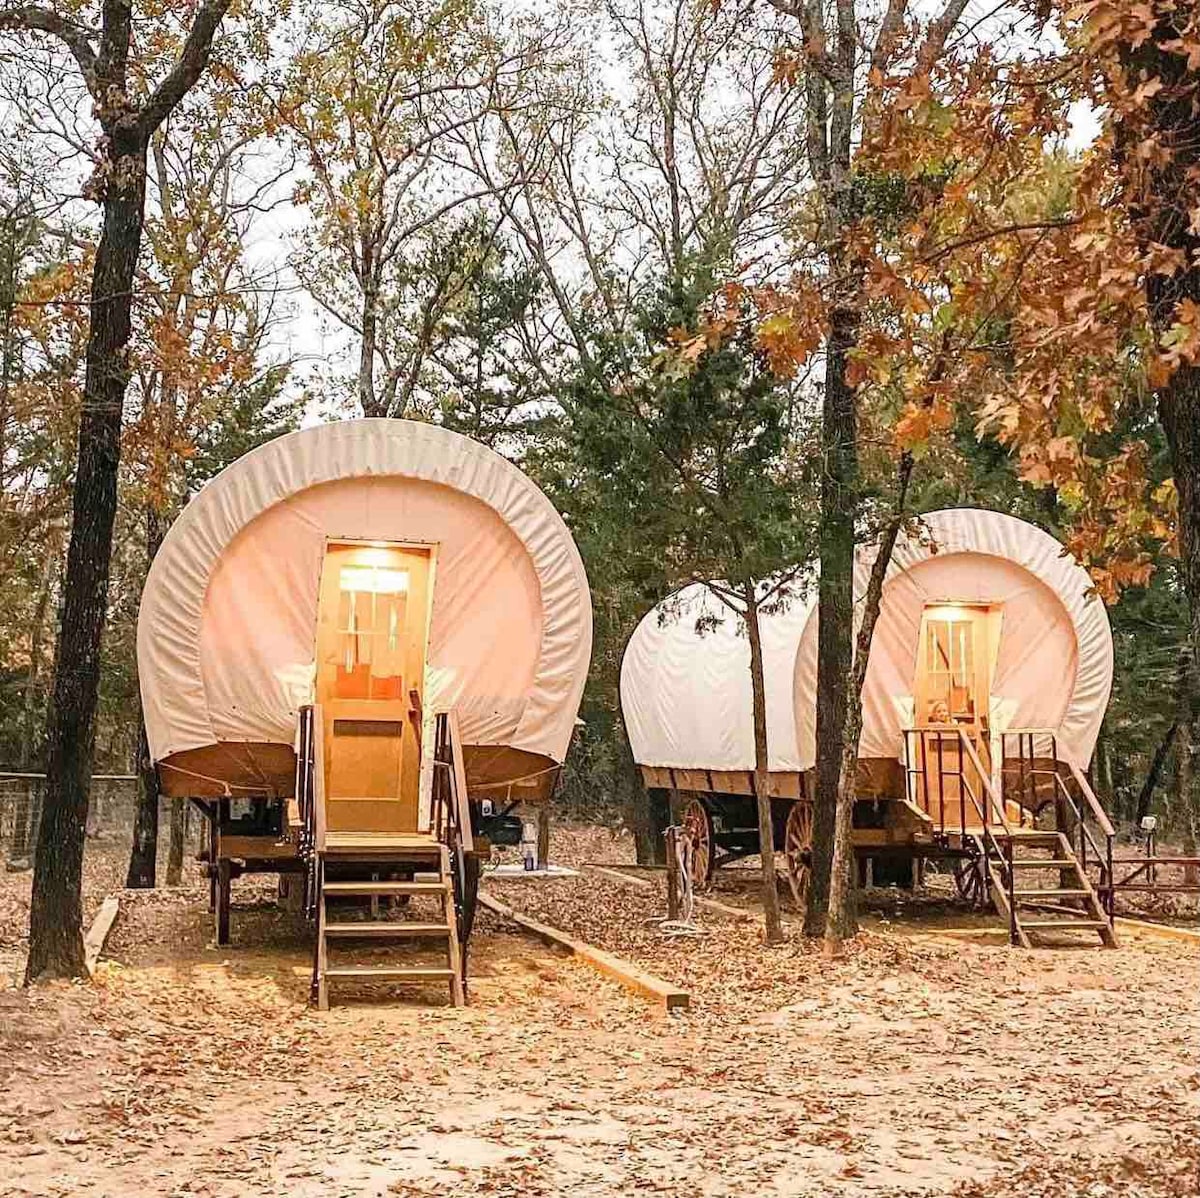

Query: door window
<box><xmin>924</xmin><ymin>617</ymin><xmax>975</xmax><ymax>723</ymax></box>
<box><xmin>333</xmin><ymin>563</ymin><xmax>409</xmax><ymax>700</ymax></box>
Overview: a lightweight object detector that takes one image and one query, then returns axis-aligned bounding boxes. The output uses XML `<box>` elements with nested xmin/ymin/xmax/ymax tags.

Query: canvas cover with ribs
<box><xmin>137</xmin><ymin>419</ymin><xmax>592</xmax><ymax>795</ymax></box>
<box><xmin>621</xmin><ymin>509</ymin><xmax>1113</xmax><ymax>776</ymax></box>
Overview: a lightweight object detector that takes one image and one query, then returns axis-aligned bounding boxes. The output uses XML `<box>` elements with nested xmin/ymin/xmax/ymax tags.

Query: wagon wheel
<box><xmin>783</xmin><ymin>800</ymin><xmax>814</xmax><ymax>909</ymax></box>
<box><xmin>952</xmin><ymin>847</ymin><xmax>986</xmax><ymax>908</ymax></box>
<box><xmin>679</xmin><ymin>796</ymin><xmax>714</xmax><ymax>888</ymax></box>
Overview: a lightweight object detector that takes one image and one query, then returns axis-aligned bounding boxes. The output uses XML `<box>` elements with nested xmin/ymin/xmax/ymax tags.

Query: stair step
<box><xmin>1006</xmin><ymin>859</ymin><xmax>1076</xmax><ymax>869</ymax></box>
<box><xmin>1013</xmin><ymin>889</ymin><xmax>1090</xmax><ymax>898</ymax></box>
<box><xmin>1001</xmin><ymin>830</ymin><xmax>1064</xmax><ymax>841</ymax></box>
<box><xmin>324</xmin><ymin>966</ymin><xmax>455</xmax><ymax>981</ymax></box>
<box><xmin>323</xmin><ymin>832</ymin><xmax>442</xmax><ymax>859</ymax></box>
<box><xmin>1021</xmin><ymin>919</ymin><xmax>1109</xmax><ymax>930</ymax></box>
<box><xmin>324</xmin><ymin>922</ymin><xmax>450</xmax><ymax>938</ymax></box>
<box><xmin>323</xmin><ymin>881</ymin><xmax>446</xmax><ymax>896</ymax></box>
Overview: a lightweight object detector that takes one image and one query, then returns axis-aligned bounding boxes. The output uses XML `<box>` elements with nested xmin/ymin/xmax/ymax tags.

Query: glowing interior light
<box><xmin>925</xmin><ymin>603</ymin><xmax>975</xmax><ymax>622</ymax></box>
<box><xmin>339</xmin><ymin>566</ymin><xmax>409</xmax><ymax>595</ymax></box>
<box><xmin>355</xmin><ymin>546</ymin><xmax>399</xmax><ymax>568</ymax></box>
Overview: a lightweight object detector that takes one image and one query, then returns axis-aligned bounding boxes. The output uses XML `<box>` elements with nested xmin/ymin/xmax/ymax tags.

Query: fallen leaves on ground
<box><xmin>0</xmin><ymin>828</ymin><xmax>1197</xmax><ymax>1197</ymax></box>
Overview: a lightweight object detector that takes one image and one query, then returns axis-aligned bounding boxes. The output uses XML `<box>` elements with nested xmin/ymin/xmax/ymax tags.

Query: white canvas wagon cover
<box><xmin>137</xmin><ymin>419</ymin><xmax>592</xmax><ymax>797</ymax></box>
<box><xmin>621</xmin><ymin>508</ymin><xmax>1113</xmax><ymax>778</ymax></box>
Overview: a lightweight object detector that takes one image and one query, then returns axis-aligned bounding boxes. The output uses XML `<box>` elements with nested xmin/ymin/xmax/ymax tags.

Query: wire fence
<box><xmin>0</xmin><ymin>775</ymin><xmax>200</xmax><ymax>872</ymax></box>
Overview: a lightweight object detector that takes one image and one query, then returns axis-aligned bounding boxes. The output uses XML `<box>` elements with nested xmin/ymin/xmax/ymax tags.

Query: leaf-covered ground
<box><xmin>1</xmin><ymin>828</ymin><xmax>1198</xmax><ymax>1197</ymax></box>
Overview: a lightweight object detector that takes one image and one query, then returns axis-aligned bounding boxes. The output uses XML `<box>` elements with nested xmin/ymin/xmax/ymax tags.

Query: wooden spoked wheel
<box><xmin>680</xmin><ymin>796</ymin><xmax>714</xmax><ymax>888</ymax></box>
<box><xmin>784</xmin><ymin>800</ymin><xmax>814</xmax><ymax>909</ymax></box>
<box><xmin>953</xmin><ymin>849</ymin><xmax>986</xmax><ymax>908</ymax></box>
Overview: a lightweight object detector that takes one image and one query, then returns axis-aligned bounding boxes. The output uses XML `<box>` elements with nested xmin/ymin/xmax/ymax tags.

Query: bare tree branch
<box><xmin>917</xmin><ymin>0</ymin><xmax>971</xmax><ymax>75</ymax></box>
<box><xmin>137</xmin><ymin>0</ymin><xmax>233</xmax><ymax>140</ymax></box>
<box><xmin>0</xmin><ymin>4</ymin><xmax>99</xmax><ymax>89</ymax></box>
<box><xmin>870</xmin><ymin>0</ymin><xmax>909</xmax><ymax>76</ymax></box>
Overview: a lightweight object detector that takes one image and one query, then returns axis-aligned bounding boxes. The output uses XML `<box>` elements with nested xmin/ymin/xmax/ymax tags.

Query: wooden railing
<box><xmin>904</xmin><ymin>727</ymin><xmax>1018</xmax><ymax>942</ymax></box>
<box><xmin>1000</xmin><ymin>730</ymin><xmax>1115</xmax><ymax>914</ymax></box>
<box><xmin>431</xmin><ymin>708</ymin><xmax>473</xmax><ymax>855</ymax></box>
<box><xmin>904</xmin><ymin>726</ymin><xmax>1012</xmax><ymax>832</ymax></box>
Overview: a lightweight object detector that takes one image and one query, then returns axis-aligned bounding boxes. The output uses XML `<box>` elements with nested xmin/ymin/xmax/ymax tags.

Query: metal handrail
<box><xmin>1014</xmin><ymin>767</ymin><xmax>1111</xmax><ymax>859</ymax></box>
<box><xmin>295</xmin><ymin>704</ymin><xmax>321</xmax><ymax>919</ymax></box>
<box><xmin>952</xmin><ymin>730</ymin><xmax>1018</xmax><ymax>942</ymax></box>
<box><xmin>998</xmin><ymin>729</ymin><xmax>1114</xmax><ymax>834</ymax></box>
<box><xmin>1051</xmin><ymin>769</ymin><xmax>1114</xmax><ymax>915</ymax></box>
<box><xmin>959</xmin><ymin>768</ymin><xmax>1018</xmax><ymax>943</ymax></box>
<box><xmin>956</xmin><ymin>730</ymin><xmax>1012</xmax><ymax>836</ymax></box>
<box><xmin>905</xmin><ymin>726</ymin><xmax>1013</xmax><ymax>834</ymax></box>
<box><xmin>905</xmin><ymin>726</ymin><xmax>1018</xmax><ymax>942</ymax></box>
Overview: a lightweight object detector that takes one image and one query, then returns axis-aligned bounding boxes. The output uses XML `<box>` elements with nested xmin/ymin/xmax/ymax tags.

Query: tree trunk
<box><xmin>825</xmin><ymin>712</ymin><xmax>862</xmax><ymax>952</ymax></box>
<box><xmin>825</xmin><ymin>456</ymin><xmax>912</xmax><ymax>956</ymax></box>
<box><xmin>1136</xmin><ymin>721</ymin><xmax>1179</xmax><ymax>827</ymax></box>
<box><xmin>627</xmin><ymin>783</ymin><xmax>666</xmax><ymax>865</ymax></box>
<box><xmin>126</xmin><ymin>506</ymin><xmax>166</xmax><ymax>889</ymax></box>
<box><xmin>1159</xmin><ymin>370</ymin><xmax>1200</xmax><ymax>802</ymax></box>
<box><xmin>617</xmin><ymin>710</ymin><xmax>667</xmax><ymax>864</ymax></box>
<box><xmin>1095</xmin><ymin>719</ymin><xmax>1116</xmax><ymax>815</ymax></box>
<box><xmin>26</xmin><ymin>144</ymin><xmax>148</xmax><ymax>981</ymax></box>
<box><xmin>806</xmin><ymin>299</ymin><xmax>860</xmax><ymax>937</ymax></box>
<box><xmin>126</xmin><ymin>722</ymin><xmax>160</xmax><ymax>888</ymax></box>
<box><xmin>536</xmin><ymin>802</ymin><xmax>551</xmax><ymax>870</ymax></box>
<box><xmin>1122</xmin><ymin>19</ymin><xmax>1200</xmax><ymax>810</ymax></box>
<box><xmin>1171</xmin><ymin>644</ymin><xmax>1199</xmax><ymax>884</ymax></box>
<box><xmin>1172</xmin><ymin>710</ymin><xmax>1199</xmax><ymax>885</ymax></box>
<box><xmin>358</xmin><ymin>259</ymin><xmax>381</xmax><ymax>416</ymax></box>
<box><xmin>166</xmin><ymin>799</ymin><xmax>186</xmax><ymax>886</ymax></box>
<box><xmin>640</xmin><ymin>787</ymin><xmax>670</xmax><ymax>866</ymax></box>
<box><xmin>744</xmin><ymin>583</ymin><xmax>784</xmax><ymax>945</ymax></box>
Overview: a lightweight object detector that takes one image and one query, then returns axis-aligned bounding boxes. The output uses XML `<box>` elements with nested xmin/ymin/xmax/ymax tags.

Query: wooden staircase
<box><xmin>978</xmin><ymin>829</ymin><xmax>1119</xmax><ymax>949</ymax></box>
<box><xmin>297</xmin><ymin>705</ymin><xmax>475</xmax><ymax>1010</ymax></box>
<box><xmin>313</xmin><ymin>838</ymin><xmax>465</xmax><ymax>1010</ymax></box>
<box><xmin>906</xmin><ymin>726</ymin><xmax>1119</xmax><ymax>950</ymax></box>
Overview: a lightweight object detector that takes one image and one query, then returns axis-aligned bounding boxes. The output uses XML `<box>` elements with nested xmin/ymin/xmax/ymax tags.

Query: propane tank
<box><xmin>520</xmin><ymin>820</ymin><xmax>538</xmax><ymax>871</ymax></box>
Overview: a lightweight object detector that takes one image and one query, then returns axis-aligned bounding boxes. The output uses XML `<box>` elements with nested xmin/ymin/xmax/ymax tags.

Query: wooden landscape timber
<box><xmin>1114</xmin><ymin>916</ymin><xmax>1200</xmax><ymax>945</ymax></box>
<box><xmin>478</xmin><ymin>891</ymin><xmax>690</xmax><ymax>1012</ymax></box>
<box><xmin>83</xmin><ymin>896</ymin><xmax>120</xmax><ymax>978</ymax></box>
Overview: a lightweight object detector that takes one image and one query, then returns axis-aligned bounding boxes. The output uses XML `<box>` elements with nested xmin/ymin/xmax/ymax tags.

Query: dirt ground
<box><xmin>1</xmin><ymin>827</ymin><xmax>1198</xmax><ymax>1198</ymax></box>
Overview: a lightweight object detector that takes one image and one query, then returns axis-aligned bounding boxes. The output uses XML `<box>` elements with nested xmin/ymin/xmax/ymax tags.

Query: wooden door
<box><xmin>315</xmin><ymin>542</ymin><xmax>432</xmax><ymax>833</ymax></box>
<box><xmin>913</xmin><ymin>605</ymin><xmax>998</xmax><ymax>829</ymax></box>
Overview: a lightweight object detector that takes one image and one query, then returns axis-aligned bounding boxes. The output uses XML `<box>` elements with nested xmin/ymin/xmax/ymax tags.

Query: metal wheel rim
<box><xmin>681</xmin><ymin>797</ymin><xmax>712</xmax><ymax>888</ymax></box>
<box><xmin>784</xmin><ymin>801</ymin><xmax>813</xmax><ymax>909</ymax></box>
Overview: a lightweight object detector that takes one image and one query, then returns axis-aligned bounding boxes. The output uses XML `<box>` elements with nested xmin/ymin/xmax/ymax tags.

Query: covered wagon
<box><xmin>621</xmin><ymin>508</ymin><xmax>1119</xmax><ymax>946</ymax></box>
<box><xmin>137</xmin><ymin>418</ymin><xmax>592</xmax><ymax>1003</ymax></box>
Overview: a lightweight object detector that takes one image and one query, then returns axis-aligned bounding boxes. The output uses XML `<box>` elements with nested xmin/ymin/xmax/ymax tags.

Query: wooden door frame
<box><xmin>912</xmin><ymin>601</ymin><xmax>1004</xmax><ymax>826</ymax></box>
<box><xmin>313</xmin><ymin>537</ymin><xmax>440</xmax><ymax>832</ymax></box>
<box><xmin>913</xmin><ymin>602</ymin><xmax>1001</xmax><ymax>726</ymax></box>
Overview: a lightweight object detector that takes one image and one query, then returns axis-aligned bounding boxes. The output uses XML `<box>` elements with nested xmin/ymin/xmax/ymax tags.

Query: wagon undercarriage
<box><xmin>651</xmin><ymin>725</ymin><xmax>1133</xmax><ymax>948</ymax></box>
